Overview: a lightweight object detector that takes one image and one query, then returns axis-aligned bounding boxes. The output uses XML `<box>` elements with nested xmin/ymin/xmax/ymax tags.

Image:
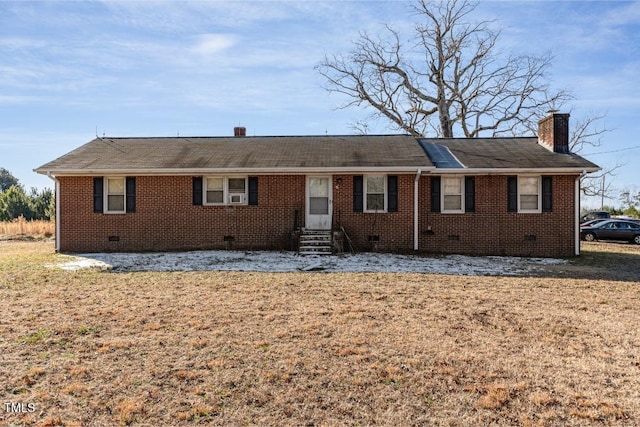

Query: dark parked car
<box><xmin>580</xmin><ymin>210</ymin><xmax>611</xmax><ymax>223</ymax></box>
<box><xmin>580</xmin><ymin>218</ymin><xmax>608</xmax><ymax>228</ymax></box>
<box><xmin>612</xmin><ymin>216</ymin><xmax>640</xmax><ymax>224</ymax></box>
<box><xmin>580</xmin><ymin>220</ymin><xmax>640</xmax><ymax>244</ymax></box>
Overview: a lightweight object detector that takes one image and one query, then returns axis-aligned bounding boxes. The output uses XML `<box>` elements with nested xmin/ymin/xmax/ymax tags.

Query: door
<box><xmin>306</xmin><ymin>176</ymin><xmax>332</xmax><ymax>230</ymax></box>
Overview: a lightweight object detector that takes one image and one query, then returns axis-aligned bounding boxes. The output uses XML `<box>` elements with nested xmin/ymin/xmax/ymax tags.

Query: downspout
<box><xmin>414</xmin><ymin>169</ymin><xmax>422</xmax><ymax>251</ymax></box>
<box><xmin>575</xmin><ymin>170</ymin><xmax>587</xmax><ymax>256</ymax></box>
<box><xmin>46</xmin><ymin>172</ymin><xmax>60</xmax><ymax>252</ymax></box>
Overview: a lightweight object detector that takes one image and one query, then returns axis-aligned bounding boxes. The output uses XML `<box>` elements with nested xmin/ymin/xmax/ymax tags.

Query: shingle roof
<box><xmin>35</xmin><ymin>134</ymin><xmax>600</xmax><ymax>175</ymax></box>
<box><xmin>420</xmin><ymin>137</ymin><xmax>600</xmax><ymax>170</ymax></box>
<box><xmin>35</xmin><ymin>135</ymin><xmax>434</xmax><ymax>172</ymax></box>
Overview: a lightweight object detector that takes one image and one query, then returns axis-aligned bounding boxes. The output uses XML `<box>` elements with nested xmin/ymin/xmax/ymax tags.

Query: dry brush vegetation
<box><xmin>0</xmin><ymin>241</ymin><xmax>639</xmax><ymax>426</ymax></box>
<box><xmin>0</xmin><ymin>218</ymin><xmax>54</xmax><ymax>240</ymax></box>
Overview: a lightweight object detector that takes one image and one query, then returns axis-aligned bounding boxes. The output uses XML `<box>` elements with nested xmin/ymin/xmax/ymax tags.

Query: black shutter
<box><xmin>465</xmin><ymin>176</ymin><xmax>475</xmax><ymax>213</ymax></box>
<box><xmin>93</xmin><ymin>177</ymin><xmax>103</xmax><ymax>213</ymax></box>
<box><xmin>507</xmin><ymin>176</ymin><xmax>518</xmax><ymax>212</ymax></box>
<box><xmin>431</xmin><ymin>177</ymin><xmax>441</xmax><ymax>213</ymax></box>
<box><xmin>387</xmin><ymin>175</ymin><xmax>398</xmax><ymax>212</ymax></box>
<box><xmin>126</xmin><ymin>177</ymin><xmax>136</xmax><ymax>213</ymax></box>
<box><xmin>353</xmin><ymin>175</ymin><xmax>363</xmax><ymax>212</ymax></box>
<box><xmin>248</xmin><ymin>177</ymin><xmax>258</xmax><ymax>206</ymax></box>
<box><xmin>542</xmin><ymin>176</ymin><xmax>553</xmax><ymax>212</ymax></box>
<box><xmin>192</xmin><ymin>177</ymin><xmax>203</xmax><ymax>206</ymax></box>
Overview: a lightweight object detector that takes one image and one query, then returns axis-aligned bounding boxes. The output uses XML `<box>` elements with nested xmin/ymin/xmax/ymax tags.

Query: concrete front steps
<box><xmin>299</xmin><ymin>229</ymin><xmax>332</xmax><ymax>255</ymax></box>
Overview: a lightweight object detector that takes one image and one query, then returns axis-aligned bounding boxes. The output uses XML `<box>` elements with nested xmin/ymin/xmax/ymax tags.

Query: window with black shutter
<box><xmin>387</xmin><ymin>175</ymin><xmax>398</xmax><ymax>212</ymax></box>
<box><xmin>93</xmin><ymin>177</ymin><xmax>103</xmax><ymax>213</ymax></box>
<box><xmin>126</xmin><ymin>177</ymin><xmax>136</xmax><ymax>213</ymax></box>
<box><xmin>431</xmin><ymin>177</ymin><xmax>441</xmax><ymax>213</ymax></box>
<box><xmin>507</xmin><ymin>176</ymin><xmax>518</xmax><ymax>212</ymax></box>
<box><xmin>353</xmin><ymin>175</ymin><xmax>363</xmax><ymax>212</ymax></box>
<box><xmin>94</xmin><ymin>177</ymin><xmax>135</xmax><ymax>214</ymax></box>
<box><xmin>193</xmin><ymin>177</ymin><xmax>203</xmax><ymax>206</ymax></box>
<box><xmin>465</xmin><ymin>176</ymin><xmax>475</xmax><ymax>213</ymax></box>
<box><xmin>248</xmin><ymin>177</ymin><xmax>258</xmax><ymax>206</ymax></box>
<box><xmin>542</xmin><ymin>176</ymin><xmax>552</xmax><ymax>212</ymax></box>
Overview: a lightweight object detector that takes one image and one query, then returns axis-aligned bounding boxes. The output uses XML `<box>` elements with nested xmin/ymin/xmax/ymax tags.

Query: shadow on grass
<box><xmin>0</xmin><ymin>234</ymin><xmax>54</xmax><ymax>242</ymax></box>
<box><xmin>539</xmin><ymin>242</ymin><xmax>640</xmax><ymax>282</ymax></box>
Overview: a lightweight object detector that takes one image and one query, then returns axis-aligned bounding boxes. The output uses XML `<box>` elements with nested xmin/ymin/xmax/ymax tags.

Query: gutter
<box><xmin>420</xmin><ymin>167</ymin><xmax>601</xmax><ymax>175</ymax></box>
<box><xmin>34</xmin><ymin>166</ymin><xmax>436</xmax><ymax>176</ymax></box>
<box><xmin>34</xmin><ymin>166</ymin><xmax>601</xmax><ymax>177</ymax></box>
<box><xmin>575</xmin><ymin>170</ymin><xmax>588</xmax><ymax>256</ymax></box>
<box><xmin>45</xmin><ymin>172</ymin><xmax>60</xmax><ymax>252</ymax></box>
<box><xmin>414</xmin><ymin>169</ymin><xmax>422</xmax><ymax>251</ymax></box>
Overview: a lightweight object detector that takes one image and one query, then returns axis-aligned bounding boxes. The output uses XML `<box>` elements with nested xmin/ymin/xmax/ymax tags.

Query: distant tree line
<box><xmin>613</xmin><ymin>189</ymin><xmax>640</xmax><ymax>218</ymax></box>
<box><xmin>0</xmin><ymin>168</ymin><xmax>54</xmax><ymax>221</ymax></box>
<box><xmin>587</xmin><ymin>188</ymin><xmax>640</xmax><ymax>218</ymax></box>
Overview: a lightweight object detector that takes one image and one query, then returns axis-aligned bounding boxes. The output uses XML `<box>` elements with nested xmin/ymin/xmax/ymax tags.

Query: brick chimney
<box><xmin>234</xmin><ymin>126</ymin><xmax>246</xmax><ymax>137</ymax></box>
<box><xmin>538</xmin><ymin>112</ymin><xmax>569</xmax><ymax>153</ymax></box>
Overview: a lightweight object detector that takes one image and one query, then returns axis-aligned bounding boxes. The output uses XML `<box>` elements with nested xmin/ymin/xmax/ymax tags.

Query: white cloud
<box><xmin>0</xmin><ymin>94</ymin><xmax>45</xmax><ymax>105</ymax></box>
<box><xmin>570</xmin><ymin>60</ymin><xmax>640</xmax><ymax>109</ymax></box>
<box><xmin>601</xmin><ymin>1</ymin><xmax>640</xmax><ymax>27</ymax></box>
<box><xmin>190</xmin><ymin>33</ymin><xmax>237</xmax><ymax>57</ymax></box>
<box><xmin>0</xmin><ymin>37</ymin><xmax>47</xmax><ymax>50</ymax></box>
<box><xmin>98</xmin><ymin>0</ymin><xmax>326</xmax><ymax>33</ymax></box>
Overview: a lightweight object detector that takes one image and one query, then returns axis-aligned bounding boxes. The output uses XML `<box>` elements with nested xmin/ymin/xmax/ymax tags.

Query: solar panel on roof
<box><xmin>417</xmin><ymin>140</ymin><xmax>464</xmax><ymax>168</ymax></box>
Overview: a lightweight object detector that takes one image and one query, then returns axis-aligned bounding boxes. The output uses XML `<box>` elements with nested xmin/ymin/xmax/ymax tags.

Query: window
<box><xmin>228</xmin><ymin>178</ymin><xmax>246</xmax><ymax>204</ymax></box>
<box><xmin>365</xmin><ymin>175</ymin><xmax>386</xmax><ymax>212</ymax></box>
<box><xmin>431</xmin><ymin>176</ymin><xmax>474</xmax><ymax>213</ymax></box>
<box><xmin>106</xmin><ymin>177</ymin><xmax>125</xmax><ymax>213</ymax></box>
<box><xmin>203</xmin><ymin>177</ymin><xmax>247</xmax><ymax>205</ymax></box>
<box><xmin>442</xmin><ymin>177</ymin><xmax>463</xmax><ymax>213</ymax></box>
<box><xmin>508</xmin><ymin>176</ymin><xmax>550</xmax><ymax>213</ymax></box>
<box><xmin>353</xmin><ymin>175</ymin><xmax>397</xmax><ymax>213</ymax></box>
<box><xmin>518</xmin><ymin>176</ymin><xmax>541</xmax><ymax>213</ymax></box>
<box><xmin>228</xmin><ymin>178</ymin><xmax>246</xmax><ymax>193</ymax></box>
<box><xmin>94</xmin><ymin>177</ymin><xmax>135</xmax><ymax>214</ymax></box>
<box><xmin>206</xmin><ymin>178</ymin><xmax>224</xmax><ymax>204</ymax></box>
<box><xmin>309</xmin><ymin>177</ymin><xmax>329</xmax><ymax>215</ymax></box>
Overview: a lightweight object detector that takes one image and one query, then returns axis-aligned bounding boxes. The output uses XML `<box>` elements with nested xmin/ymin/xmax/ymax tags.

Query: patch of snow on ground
<box><xmin>47</xmin><ymin>256</ymin><xmax>112</xmax><ymax>271</ymax></box>
<box><xmin>48</xmin><ymin>250</ymin><xmax>567</xmax><ymax>276</ymax></box>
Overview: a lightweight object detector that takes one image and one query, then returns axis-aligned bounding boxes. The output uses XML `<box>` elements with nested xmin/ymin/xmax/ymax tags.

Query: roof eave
<box><xmin>430</xmin><ymin>166</ymin><xmax>601</xmax><ymax>174</ymax></box>
<box><xmin>36</xmin><ymin>165</ymin><xmax>601</xmax><ymax>177</ymax></box>
<box><xmin>34</xmin><ymin>166</ymin><xmax>436</xmax><ymax>176</ymax></box>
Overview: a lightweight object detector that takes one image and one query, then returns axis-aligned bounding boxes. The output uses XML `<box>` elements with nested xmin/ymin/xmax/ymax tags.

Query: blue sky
<box><xmin>1</xmin><ymin>0</ymin><xmax>639</xmax><ymax>208</ymax></box>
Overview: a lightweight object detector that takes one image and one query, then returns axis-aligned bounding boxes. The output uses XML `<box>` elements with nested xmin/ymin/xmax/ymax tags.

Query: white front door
<box><xmin>306</xmin><ymin>176</ymin><xmax>332</xmax><ymax>230</ymax></box>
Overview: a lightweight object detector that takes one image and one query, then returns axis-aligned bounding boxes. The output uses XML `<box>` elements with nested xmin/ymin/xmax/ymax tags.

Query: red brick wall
<box><xmin>57</xmin><ymin>174</ymin><xmax>578</xmax><ymax>257</ymax></box>
<box><xmin>58</xmin><ymin>175</ymin><xmax>305</xmax><ymax>252</ymax></box>
<box><xmin>332</xmin><ymin>175</ymin><xmax>414</xmax><ymax>252</ymax></box>
<box><xmin>418</xmin><ymin>175</ymin><xmax>577</xmax><ymax>257</ymax></box>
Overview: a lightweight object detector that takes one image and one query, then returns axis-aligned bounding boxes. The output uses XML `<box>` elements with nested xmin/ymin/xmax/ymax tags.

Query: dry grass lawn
<box><xmin>0</xmin><ymin>241</ymin><xmax>639</xmax><ymax>426</ymax></box>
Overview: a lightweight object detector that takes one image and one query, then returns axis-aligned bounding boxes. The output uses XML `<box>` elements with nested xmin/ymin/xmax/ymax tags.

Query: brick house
<box><xmin>35</xmin><ymin>113</ymin><xmax>598</xmax><ymax>257</ymax></box>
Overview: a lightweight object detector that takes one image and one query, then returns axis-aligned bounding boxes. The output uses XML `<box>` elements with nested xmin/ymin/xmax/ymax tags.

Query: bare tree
<box><xmin>568</xmin><ymin>113</ymin><xmax>608</xmax><ymax>154</ymax></box>
<box><xmin>619</xmin><ymin>188</ymin><xmax>640</xmax><ymax>210</ymax></box>
<box><xmin>317</xmin><ymin>0</ymin><xmax>616</xmax><ymax>199</ymax></box>
<box><xmin>316</xmin><ymin>0</ymin><xmax>571</xmax><ymax>138</ymax></box>
<box><xmin>567</xmin><ymin>112</ymin><xmax>621</xmax><ymax>200</ymax></box>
